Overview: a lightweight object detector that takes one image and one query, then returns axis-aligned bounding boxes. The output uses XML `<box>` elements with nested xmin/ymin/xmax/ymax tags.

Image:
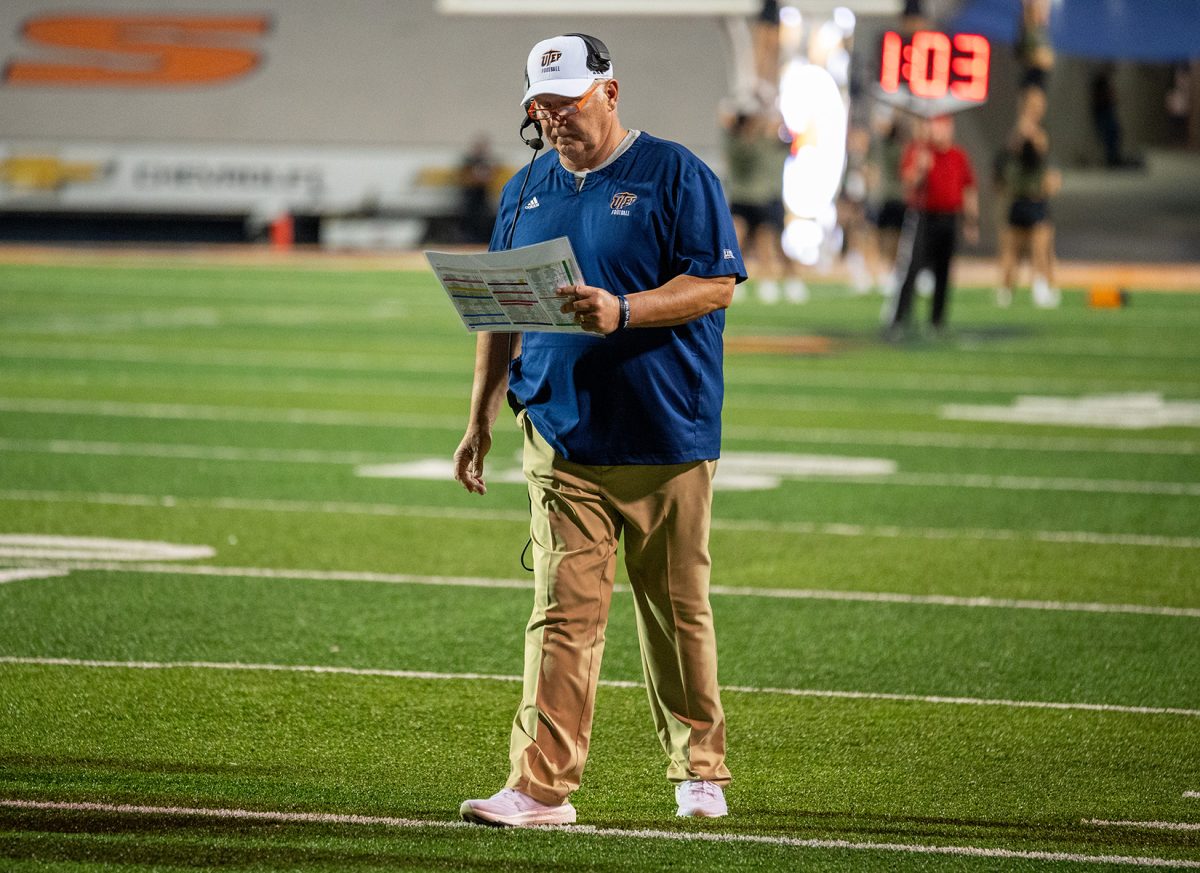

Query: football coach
<box><xmin>453</xmin><ymin>32</ymin><xmax>746</xmax><ymax>827</ymax></box>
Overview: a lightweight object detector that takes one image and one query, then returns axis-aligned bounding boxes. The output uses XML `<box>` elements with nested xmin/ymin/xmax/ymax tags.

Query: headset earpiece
<box><xmin>562</xmin><ymin>33</ymin><xmax>611</xmax><ymax>75</ymax></box>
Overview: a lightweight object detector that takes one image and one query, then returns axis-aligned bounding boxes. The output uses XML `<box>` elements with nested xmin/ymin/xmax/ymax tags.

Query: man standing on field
<box><xmin>452</xmin><ymin>33</ymin><xmax>746</xmax><ymax>827</ymax></box>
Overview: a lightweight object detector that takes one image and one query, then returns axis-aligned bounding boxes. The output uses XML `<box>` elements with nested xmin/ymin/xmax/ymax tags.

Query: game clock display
<box><xmin>876</xmin><ymin>30</ymin><xmax>991</xmax><ymax>116</ymax></box>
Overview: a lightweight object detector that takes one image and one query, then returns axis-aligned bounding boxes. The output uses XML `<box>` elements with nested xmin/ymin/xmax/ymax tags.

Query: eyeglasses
<box><xmin>526</xmin><ymin>81</ymin><xmax>603</xmax><ymax>122</ymax></box>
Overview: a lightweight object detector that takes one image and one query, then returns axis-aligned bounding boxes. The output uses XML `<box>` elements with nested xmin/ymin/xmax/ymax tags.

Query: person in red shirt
<box><xmin>884</xmin><ymin>114</ymin><xmax>979</xmax><ymax>337</ymax></box>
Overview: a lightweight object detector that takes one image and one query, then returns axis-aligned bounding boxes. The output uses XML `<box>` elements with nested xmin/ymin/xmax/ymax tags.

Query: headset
<box><xmin>562</xmin><ymin>32</ymin><xmax>612</xmax><ymax>75</ymax></box>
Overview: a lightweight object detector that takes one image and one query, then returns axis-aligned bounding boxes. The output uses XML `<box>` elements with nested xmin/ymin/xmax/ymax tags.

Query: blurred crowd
<box><xmin>720</xmin><ymin>0</ymin><xmax>1074</xmax><ymax>336</ymax></box>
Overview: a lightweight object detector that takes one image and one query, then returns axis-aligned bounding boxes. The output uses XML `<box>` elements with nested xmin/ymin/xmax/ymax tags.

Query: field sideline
<box><xmin>0</xmin><ymin>253</ymin><xmax>1197</xmax><ymax>871</ymax></box>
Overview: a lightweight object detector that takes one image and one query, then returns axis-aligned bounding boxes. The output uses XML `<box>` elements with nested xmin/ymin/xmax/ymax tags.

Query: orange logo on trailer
<box><xmin>4</xmin><ymin>14</ymin><xmax>270</xmax><ymax>87</ymax></box>
<box><xmin>540</xmin><ymin>50</ymin><xmax>562</xmax><ymax>67</ymax></box>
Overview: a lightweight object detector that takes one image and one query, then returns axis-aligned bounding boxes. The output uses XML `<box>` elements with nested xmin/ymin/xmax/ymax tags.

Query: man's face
<box><xmin>929</xmin><ymin>116</ymin><xmax>954</xmax><ymax>147</ymax></box>
<box><xmin>532</xmin><ymin>80</ymin><xmax>617</xmax><ymax>165</ymax></box>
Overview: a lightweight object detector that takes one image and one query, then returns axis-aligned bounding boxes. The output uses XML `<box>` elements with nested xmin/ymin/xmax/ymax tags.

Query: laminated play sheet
<box><xmin>425</xmin><ymin>236</ymin><xmax>587</xmax><ymax>333</ymax></box>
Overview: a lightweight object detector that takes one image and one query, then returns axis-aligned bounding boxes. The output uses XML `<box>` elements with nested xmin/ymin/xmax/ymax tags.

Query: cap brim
<box><xmin>521</xmin><ymin>77</ymin><xmax>596</xmax><ymax>107</ymax></box>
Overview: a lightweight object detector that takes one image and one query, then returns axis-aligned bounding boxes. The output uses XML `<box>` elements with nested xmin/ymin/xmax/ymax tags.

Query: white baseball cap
<box><xmin>521</xmin><ymin>34</ymin><xmax>614</xmax><ymax>106</ymax></box>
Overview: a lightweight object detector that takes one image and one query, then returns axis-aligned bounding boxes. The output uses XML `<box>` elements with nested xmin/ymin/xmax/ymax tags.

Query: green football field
<box><xmin>0</xmin><ymin>258</ymin><xmax>1197</xmax><ymax>871</ymax></box>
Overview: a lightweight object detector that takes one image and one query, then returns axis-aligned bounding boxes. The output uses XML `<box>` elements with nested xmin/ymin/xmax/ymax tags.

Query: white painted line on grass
<box><xmin>0</xmin><ymin>489</ymin><xmax>530</xmax><ymax>522</ymax></box>
<box><xmin>1085</xmin><ymin>819</ymin><xmax>1200</xmax><ymax>832</ymax></box>
<box><xmin>0</xmin><ymin>342</ymin><xmax>451</xmax><ymax>373</ymax></box>
<box><xmin>1184</xmin><ymin>792</ymin><xmax>1200</xmax><ymax>799</ymax></box>
<box><xmin>882</xmin><ymin>472</ymin><xmax>1200</xmax><ymax>497</ymax></box>
<box><xmin>0</xmin><ymin>437</ymin><xmax>397</xmax><ymax>466</ymax></box>
<box><xmin>4</xmin><ymin>396</ymin><xmax>1197</xmax><ymax>456</ymax></box>
<box><xmin>0</xmin><ymin>397</ymin><xmax>463</xmax><ymax>430</ymax></box>
<box><xmin>723</xmin><ymin>422</ymin><xmax>1199</xmax><ymax>456</ymax></box>
<box><xmin>942</xmin><ymin>394</ymin><xmax>1200</xmax><ymax>430</ymax></box>
<box><xmin>2</xmin><ymin>656</ymin><xmax>1198</xmax><ymax>718</ymax></box>
<box><xmin>0</xmin><ymin>535</ymin><xmax>213</xmax><ymax>562</ymax></box>
<box><xmin>725</xmin><ymin>367</ymin><xmax>1200</xmax><ymax>395</ymax></box>
<box><xmin>710</xmin><ymin>518</ymin><xmax>1200</xmax><ymax>551</ymax></box>
<box><xmin>4</xmin><ymin>559</ymin><xmax>1198</xmax><ymax>619</ymax></box>
<box><xmin>1</xmin><ymin>799</ymin><xmax>1198</xmax><ymax>868</ymax></box>
<box><xmin>704</xmin><ymin>582</ymin><xmax>1200</xmax><ymax>618</ymax></box>
<box><xmin>0</xmin><ymin>569</ymin><xmax>69</xmax><ymax>584</ymax></box>
<box><xmin>6</xmin><ymin>341</ymin><xmax>1196</xmax><ymax>394</ymax></box>
<box><xmin>4</xmin><ymin>488</ymin><xmax>1200</xmax><ymax>550</ymax></box>
<box><xmin>6</xmin><ymin>436</ymin><xmax>1197</xmax><ymax>496</ymax></box>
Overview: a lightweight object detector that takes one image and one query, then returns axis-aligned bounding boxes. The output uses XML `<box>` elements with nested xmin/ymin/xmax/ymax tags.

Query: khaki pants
<box><xmin>507</xmin><ymin>411</ymin><xmax>730</xmax><ymax>805</ymax></box>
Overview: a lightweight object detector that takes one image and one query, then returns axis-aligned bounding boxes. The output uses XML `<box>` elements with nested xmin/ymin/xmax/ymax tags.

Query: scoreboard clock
<box><xmin>875</xmin><ymin>30</ymin><xmax>991</xmax><ymax>116</ymax></box>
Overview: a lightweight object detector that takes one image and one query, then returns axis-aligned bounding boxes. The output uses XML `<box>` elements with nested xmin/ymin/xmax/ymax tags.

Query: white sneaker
<box><xmin>876</xmin><ymin>270</ymin><xmax>897</xmax><ymax>297</ymax></box>
<box><xmin>675</xmin><ymin>780</ymin><xmax>728</xmax><ymax>818</ymax></box>
<box><xmin>916</xmin><ymin>269</ymin><xmax>935</xmax><ymax>298</ymax></box>
<box><xmin>459</xmin><ymin>788</ymin><xmax>577</xmax><ymax>827</ymax></box>
<box><xmin>1032</xmin><ymin>277</ymin><xmax>1060</xmax><ymax>309</ymax></box>
<box><xmin>995</xmin><ymin>286</ymin><xmax>1013</xmax><ymax>308</ymax></box>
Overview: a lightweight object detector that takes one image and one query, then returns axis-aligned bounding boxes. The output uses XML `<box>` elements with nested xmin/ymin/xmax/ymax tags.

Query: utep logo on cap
<box><xmin>541</xmin><ymin>49</ymin><xmax>562</xmax><ymax>68</ymax></box>
<box><xmin>610</xmin><ymin>191</ymin><xmax>637</xmax><ymax>216</ymax></box>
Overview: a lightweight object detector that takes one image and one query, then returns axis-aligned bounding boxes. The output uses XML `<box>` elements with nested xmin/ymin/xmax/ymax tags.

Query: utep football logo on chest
<box><xmin>609</xmin><ymin>191</ymin><xmax>638</xmax><ymax>216</ymax></box>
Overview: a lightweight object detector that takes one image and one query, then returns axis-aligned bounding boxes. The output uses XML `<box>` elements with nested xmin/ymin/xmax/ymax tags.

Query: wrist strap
<box><xmin>616</xmin><ymin>295</ymin><xmax>631</xmax><ymax>331</ymax></box>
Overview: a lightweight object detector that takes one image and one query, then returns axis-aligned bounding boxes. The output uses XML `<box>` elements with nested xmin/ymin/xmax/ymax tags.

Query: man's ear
<box><xmin>605</xmin><ymin>79</ymin><xmax>619</xmax><ymax>109</ymax></box>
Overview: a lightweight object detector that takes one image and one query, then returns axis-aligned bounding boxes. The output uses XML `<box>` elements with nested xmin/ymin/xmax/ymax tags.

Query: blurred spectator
<box><xmin>1018</xmin><ymin>0</ymin><xmax>1054</xmax><ymax>90</ymax></box>
<box><xmin>900</xmin><ymin>0</ymin><xmax>930</xmax><ymax>35</ymax></box>
<box><xmin>1089</xmin><ymin>68</ymin><xmax>1135</xmax><ymax>168</ymax></box>
<box><xmin>720</xmin><ymin>102</ymin><xmax>807</xmax><ymax>303</ymax></box>
<box><xmin>1165</xmin><ymin>64</ymin><xmax>1192</xmax><ymax>147</ymax></box>
<box><xmin>839</xmin><ymin>123</ymin><xmax>874</xmax><ymax>294</ymax></box>
<box><xmin>864</xmin><ymin>109</ymin><xmax>908</xmax><ymax>296</ymax></box>
<box><xmin>458</xmin><ymin>135</ymin><xmax>498</xmax><ymax>244</ymax></box>
<box><xmin>995</xmin><ymin>87</ymin><xmax>1061</xmax><ymax>309</ymax></box>
<box><xmin>752</xmin><ymin>0</ymin><xmax>781</xmax><ymax>103</ymax></box>
<box><xmin>883</xmin><ymin>115</ymin><xmax>979</xmax><ymax>338</ymax></box>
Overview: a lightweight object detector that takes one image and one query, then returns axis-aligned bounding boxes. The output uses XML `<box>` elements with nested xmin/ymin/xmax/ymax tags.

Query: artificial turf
<box><xmin>0</xmin><ymin>259</ymin><xmax>1197</xmax><ymax>870</ymax></box>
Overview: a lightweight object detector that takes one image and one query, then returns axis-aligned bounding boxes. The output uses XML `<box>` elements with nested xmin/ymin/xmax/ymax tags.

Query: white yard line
<box><xmin>723</xmin><ymin>423</ymin><xmax>1199</xmax><ymax>456</ymax></box>
<box><xmin>4</xmin><ymin>438</ymin><xmax>1198</xmax><ymax>496</ymax></box>
<box><xmin>2</xmin><ymin>396</ymin><xmax>1196</xmax><ymax>456</ymax></box>
<box><xmin>4</xmin><ymin>488</ymin><xmax>1200</xmax><ymax>550</ymax></box>
<box><xmin>881</xmin><ymin>472</ymin><xmax>1200</xmax><ymax>497</ymax></box>
<box><xmin>1184</xmin><ymin>792</ymin><xmax>1200</xmax><ymax>799</ymax></box>
<box><xmin>0</xmin><ymin>398</ymin><xmax>464</xmax><ymax>430</ymax></box>
<box><xmin>723</xmin><ymin>367</ymin><xmax>1198</xmax><ymax>395</ymax></box>
<box><xmin>0</xmin><ymin>437</ymin><xmax>397</xmax><ymax>466</ymax></box>
<box><xmin>1085</xmin><ymin>819</ymin><xmax>1200</xmax><ymax>832</ymax></box>
<box><xmin>0</xmin><ymin>342</ymin><xmax>451</xmax><ymax>373</ymax></box>
<box><xmin>6</xmin><ymin>340</ymin><xmax>1194</xmax><ymax>394</ymax></box>
<box><xmin>3</xmin><ymin>559</ymin><xmax>1198</xmax><ymax>619</ymax></box>
<box><xmin>2</xmin><ymin>657</ymin><xmax>1198</xmax><ymax>718</ymax></box>
<box><xmin>712</xmin><ymin>517</ymin><xmax>1200</xmax><ymax>550</ymax></box>
<box><xmin>2</xmin><ymin>800</ymin><xmax>1197</xmax><ymax>868</ymax></box>
<box><xmin>0</xmin><ymin>569</ymin><xmax>69</xmax><ymax>584</ymax></box>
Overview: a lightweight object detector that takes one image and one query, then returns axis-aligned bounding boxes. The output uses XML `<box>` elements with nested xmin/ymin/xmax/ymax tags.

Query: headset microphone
<box><xmin>520</xmin><ymin>115</ymin><xmax>544</xmax><ymax>151</ymax></box>
<box><xmin>506</xmin><ymin>115</ymin><xmax>544</xmax><ymax>250</ymax></box>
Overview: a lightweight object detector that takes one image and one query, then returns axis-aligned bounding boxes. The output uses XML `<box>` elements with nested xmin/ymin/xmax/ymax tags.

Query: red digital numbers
<box><xmin>908</xmin><ymin>31</ymin><xmax>952</xmax><ymax>98</ymax></box>
<box><xmin>878</xmin><ymin>30</ymin><xmax>990</xmax><ymax>104</ymax></box>
<box><xmin>880</xmin><ymin>30</ymin><xmax>902</xmax><ymax>93</ymax></box>
<box><xmin>950</xmin><ymin>33</ymin><xmax>990</xmax><ymax>101</ymax></box>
